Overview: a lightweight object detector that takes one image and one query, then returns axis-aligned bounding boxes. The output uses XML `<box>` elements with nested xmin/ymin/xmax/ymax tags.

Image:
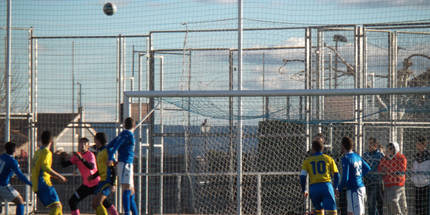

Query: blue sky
<box><xmin>3</xmin><ymin>0</ymin><xmax>430</xmax><ymax>36</ymax></box>
<box><xmin>1</xmin><ymin>0</ymin><xmax>430</xmax><ymax>123</ymax></box>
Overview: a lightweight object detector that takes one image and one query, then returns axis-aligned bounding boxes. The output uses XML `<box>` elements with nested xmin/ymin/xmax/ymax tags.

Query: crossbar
<box><xmin>124</xmin><ymin>87</ymin><xmax>430</xmax><ymax>98</ymax></box>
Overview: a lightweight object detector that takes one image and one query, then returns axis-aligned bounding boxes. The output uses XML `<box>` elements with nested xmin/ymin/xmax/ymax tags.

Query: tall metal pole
<box><xmin>27</xmin><ymin>28</ymin><xmax>33</xmax><ymax>215</ymax></box>
<box><xmin>116</xmin><ymin>35</ymin><xmax>122</xmax><ymax>211</ymax></box>
<box><xmin>72</xmin><ymin>42</ymin><xmax>75</xmax><ymax>152</ymax></box>
<box><xmin>148</xmin><ymin>34</ymin><xmax>155</xmax><ymax>215</ymax></box>
<box><xmin>33</xmin><ymin>38</ymin><xmax>39</xmax><ymax>212</ymax></box>
<box><xmin>236</xmin><ymin>0</ymin><xmax>243</xmax><ymax>214</ymax></box>
<box><xmin>228</xmin><ymin>49</ymin><xmax>235</xmax><ymax>203</ymax></box>
<box><xmin>123</xmin><ymin>37</ymin><xmax>126</xmax><ymax>93</ymax></box>
<box><xmin>4</xmin><ymin>2</ymin><xmax>12</xmax><ymax>213</ymax></box>
<box><xmin>328</xmin><ymin>53</ymin><xmax>332</xmax><ymax>89</ymax></box>
<box><xmin>117</xmin><ymin>35</ymin><xmax>122</xmax><ymax>123</ymax></box>
<box><xmin>5</xmin><ymin>0</ymin><xmax>12</xmax><ymax>143</ymax></box>
<box><xmin>354</xmin><ymin>27</ymin><xmax>359</xmax><ymax>153</ymax></box>
<box><xmin>77</xmin><ymin>82</ymin><xmax>82</xmax><ymax>139</ymax></box>
<box><xmin>131</xmin><ymin>45</ymin><xmax>135</xmax><ymax>91</ymax></box>
<box><xmin>137</xmin><ymin>51</ymin><xmax>143</xmax><ymax>214</ymax></box>
<box><xmin>354</xmin><ymin>27</ymin><xmax>364</xmax><ymax>154</ymax></box>
<box><xmin>186</xmin><ymin>49</ymin><xmax>195</xmax><ymax>213</ymax></box>
<box><xmin>262</xmin><ymin>53</ymin><xmax>265</xmax><ymax>117</ymax></box>
<box><xmin>334</xmin><ymin>41</ymin><xmax>338</xmax><ymax>89</ymax></box>
<box><xmin>388</xmin><ymin>32</ymin><xmax>398</xmax><ymax>146</ymax></box>
<box><xmin>159</xmin><ymin>56</ymin><xmax>164</xmax><ymax>215</ymax></box>
<box><xmin>317</xmin><ymin>30</ymin><xmax>324</xmax><ymax>133</ymax></box>
<box><xmin>145</xmin><ymin>36</ymin><xmax>151</xmax><ymax>215</ymax></box>
<box><xmin>304</xmin><ymin>27</ymin><xmax>312</xmax><ymax>213</ymax></box>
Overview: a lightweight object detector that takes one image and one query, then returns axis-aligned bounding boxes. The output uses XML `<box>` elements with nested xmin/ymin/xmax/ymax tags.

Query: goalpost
<box><xmin>123</xmin><ymin>87</ymin><xmax>430</xmax><ymax>215</ymax></box>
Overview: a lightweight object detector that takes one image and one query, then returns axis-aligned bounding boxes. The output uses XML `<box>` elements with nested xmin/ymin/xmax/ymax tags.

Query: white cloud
<box><xmin>282</xmin><ymin>37</ymin><xmax>305</xmax><ymax>47</ymax></box>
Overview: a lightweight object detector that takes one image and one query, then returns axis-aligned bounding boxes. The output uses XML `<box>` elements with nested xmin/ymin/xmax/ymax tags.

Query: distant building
<box><xmin>0</xmin><ymin>112</ymin><xmax>97</xmax><ymax>154</ymax></box>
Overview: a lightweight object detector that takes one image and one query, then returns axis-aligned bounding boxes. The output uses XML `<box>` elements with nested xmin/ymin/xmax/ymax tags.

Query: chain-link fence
<box><xmin>0</xmin><ymin>23</ymin><xmax>428</xmax><ymax>214</ymax></box>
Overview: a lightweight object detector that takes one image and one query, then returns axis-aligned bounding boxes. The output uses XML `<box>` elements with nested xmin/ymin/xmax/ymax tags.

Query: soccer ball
<box><xmin>103</xmin><ymin>2</ymin><xmax>116</xmax><ymax>16</ymax></box>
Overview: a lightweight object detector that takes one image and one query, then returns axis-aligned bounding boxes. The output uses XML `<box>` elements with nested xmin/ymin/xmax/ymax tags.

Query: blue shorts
<box><xmin>36</xmin><ymin>178</ymin><xmax>60</xmax><ymax>207</ymax></box>
<box><xmin>95</xmin><ymin>181</ymin><xmax>113</xmax><ymax>197</ymax></box>
<box><xmin>309</xmin><ymin>182</ymin><xmax>337</xmax><ymax>211</ymax></box>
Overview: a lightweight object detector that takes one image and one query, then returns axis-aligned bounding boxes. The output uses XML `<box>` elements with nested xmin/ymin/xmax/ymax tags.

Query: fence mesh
<box><xmin>123</xmin><ymin>93</ymin><xmax>430</xmax><ymax>214</ymax></box>
<box><xmin>1</xmin><ymin>0</ymin><xmax>430</xmax><ymax>214</ymax></box>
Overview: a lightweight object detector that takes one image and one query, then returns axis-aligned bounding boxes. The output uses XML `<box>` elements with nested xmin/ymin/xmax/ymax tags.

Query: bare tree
<box><xmin>0</xmin><ymin>56</ymin><xmax>27</xmax><ymax>114</ymax></box>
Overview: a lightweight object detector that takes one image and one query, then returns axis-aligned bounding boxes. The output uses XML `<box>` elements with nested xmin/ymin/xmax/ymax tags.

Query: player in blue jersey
<box><xmin>107</xmin><ymin>117</ymin><xmax>138</xmax><ymax>215</ymax></box>
<box><xmin>339</xmin><ymin>137</ymin><xmax>371</xmax><ymax>215</ymax></box>
<box><xmin>0</xmin><ymin>142</ymin><xmax>32</xmax><ymax>215</ymax></box>
<box><xmin>300</xmin><ymin>139</ymin><xmax>340</xmax><ymax>215</ymax></box>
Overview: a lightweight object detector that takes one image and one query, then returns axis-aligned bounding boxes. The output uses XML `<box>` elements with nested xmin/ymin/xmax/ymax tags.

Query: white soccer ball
<box><xmin>103</xmin><ymin>2</ymin><xmax>116</xmax><ymax>16</ymax></box>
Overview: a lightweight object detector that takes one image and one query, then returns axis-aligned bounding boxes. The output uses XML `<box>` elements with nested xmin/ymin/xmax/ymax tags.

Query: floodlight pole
<box><xmin>237</xmin><ymin>0</ymin><xmax>243</xmax><ymax>214</ymax></box>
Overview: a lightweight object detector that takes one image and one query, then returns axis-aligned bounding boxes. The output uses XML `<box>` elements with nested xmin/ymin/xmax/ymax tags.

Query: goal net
<box><xmin>125</xmin><ymin>88</ymin><xmax>430</xmax><ymax>214</ymax></box>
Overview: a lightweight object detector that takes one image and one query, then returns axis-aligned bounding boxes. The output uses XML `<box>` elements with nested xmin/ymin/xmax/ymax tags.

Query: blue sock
<box><xmin>122</xmin><ymin>190</ymin><xmax>131</xmax><ymax>215</ymax></box>
<box><xmin>16</xmin><ymin>204</ymin><xmax>24</xmax><ymax>215</ymax></box>
<box><xmin>130</xmin><ymin>194</ymin><xmax>138</xmax><ymax>215</ymax></box>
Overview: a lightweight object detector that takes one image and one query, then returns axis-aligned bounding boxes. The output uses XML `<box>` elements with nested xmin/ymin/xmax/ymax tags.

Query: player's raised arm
<box><xmin>12</xmin><ymin>160</ymin><xmax>32</xmax><ymax>186</ymax></box>
<box><xmin>38</xmin><ymin>146</ymin><xmax>67</xmax><ymax>183</ymax></box>
<box><xmin>107</xmin><ymin>135</ymin><xmax>127</xmax><ymax>161</ymax></box>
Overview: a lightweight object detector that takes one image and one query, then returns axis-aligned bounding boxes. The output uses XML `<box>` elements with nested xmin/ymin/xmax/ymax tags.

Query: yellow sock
<box><xmin>325</xmin><ymin>210</ymin><xmax>337</xmax><ymax>215</ymax></box>
<box><xmin>49</xmin><ymin>205</ymin><xmax>62</xmax><ymax>215</ymax></box>
<box><xmin>314</xmin><ymin>209</ymin><xmax>324</xmax><ymax>215</ymax></box>
<box><xmin>96</xmin><ymin>204</ymin><xmax>108</xmax><ymax>215</ymax></box>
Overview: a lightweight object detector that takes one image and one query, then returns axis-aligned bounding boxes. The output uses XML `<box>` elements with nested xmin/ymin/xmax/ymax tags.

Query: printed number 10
<box><xmin>311</xmin><ymin>161</ymin><xmax>326</xmax><ymax>175</ymax></box>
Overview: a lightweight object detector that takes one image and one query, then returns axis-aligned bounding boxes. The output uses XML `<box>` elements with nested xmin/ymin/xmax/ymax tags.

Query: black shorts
<box><xmin>71</xmin><ymin>184</ymin><xmax>113</xmax><ymax>208</ymax></box>
<box><xmin>73</xmin><ymin>184</ymin><xmax>98</xmax><ymax>200</ymax></box>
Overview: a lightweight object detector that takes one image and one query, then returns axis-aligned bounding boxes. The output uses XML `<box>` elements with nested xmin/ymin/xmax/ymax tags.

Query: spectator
<box><xmin>378</xmin><ymin>142</ymin><xmax>407</xmax><ymax>215</ymax></box>
<box><xmin>411</xmin><ymin>136</ymin><xmax>430</xmax><ymax>215</ymax></box>
<box><xmin>363</xmin><ymin>137</ymin><xmax>384</xmax><ymax>215</ymax></box>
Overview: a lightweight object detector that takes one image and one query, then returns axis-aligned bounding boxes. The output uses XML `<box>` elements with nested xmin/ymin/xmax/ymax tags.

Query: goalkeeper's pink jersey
<box><xmin>70</xmin><ymin>151</ymin><xmax>100</xmax><ymax>187</ymax></box>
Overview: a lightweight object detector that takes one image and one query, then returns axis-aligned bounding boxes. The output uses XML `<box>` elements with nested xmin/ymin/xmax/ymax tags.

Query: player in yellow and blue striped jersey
<box><xmin>31</xmin><ymin>131</ymin><xmax>68</xmax><ymax>215</ymax></box>
<box><xmin>300</xmin><ymin>139</ymin><xmax>340</xmax><ymax>215</ymax></box>
<box><xmin>90</xmin><ymin>132</ymin><xmax>117</xmax><ymax>215</ymax></box>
